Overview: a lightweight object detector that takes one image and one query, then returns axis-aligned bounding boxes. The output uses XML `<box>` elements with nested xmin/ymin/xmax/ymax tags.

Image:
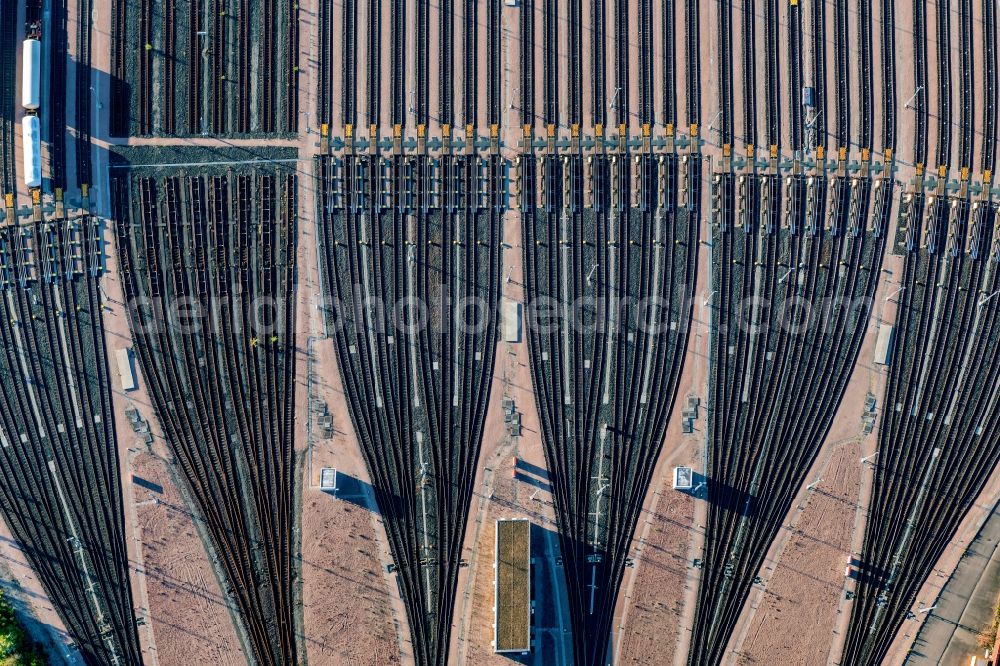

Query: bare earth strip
<box><xmin>614</xmin><ymin>479</ymin><xmax>697</xmax><ymax>665</ymax></box>
<box><xmin>734</xmin><ymin>440</ymin><xmax>863</xmax><ymax>665</ymax></box>
<box><xmin>129</xmin><ymin>450</ymin><xmax>245</xmax><ymax>666</ymax></box>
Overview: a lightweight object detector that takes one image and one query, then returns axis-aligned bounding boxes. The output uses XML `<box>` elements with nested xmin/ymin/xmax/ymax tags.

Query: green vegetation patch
<box><xmin>0</xmin><ymin>592</ymin><xmax>46</xmax><ymax>665</ymax></box>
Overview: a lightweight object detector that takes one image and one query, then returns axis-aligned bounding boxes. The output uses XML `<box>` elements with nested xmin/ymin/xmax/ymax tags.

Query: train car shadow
<box><xmin>700</xmin><ymin>474</ymin><xmax>763</xmax><ymax>517</ymax></box>
<box><xmin>845</xmin><ymin>556</ymin><xmax>889</xmax><ymax>587</ymax></box>
<box><xmin>514</xmin><ymin>458</ymin><xmax>550</xmax><ymax>482</ymax></box>
<box><xmin>513</xmin><ymin>471</ymin><xmax>553</xmax><ymax>494</ymax></box>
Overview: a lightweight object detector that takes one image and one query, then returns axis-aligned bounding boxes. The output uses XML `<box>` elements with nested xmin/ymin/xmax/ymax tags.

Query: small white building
<box><xmin>874</xmin><ymin>323</ymin><xmax>895</xmax><ymax>366</ymax></box>
<box><xmin>319</xmin><ymin>468</ymin><xmax>338</xmax><ymax>491</ymax></box>
<box><xmin>115</xmin><ymin>348</ymin><xmax>137</xmax><ymax>392</ymax></box>
<box><xmin>673</xmin><ymin>466</ymin><xmax>693</xmax><ymax>490</ymax></box>
<box><xmin>503</xmin><ymin>300</ymin><xmax>522</xmax><ymax>343</ymax></box>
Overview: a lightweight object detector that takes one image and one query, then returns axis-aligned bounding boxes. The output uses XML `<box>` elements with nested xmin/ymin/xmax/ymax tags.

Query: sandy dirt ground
<box><xmin>613</xmin><ymin>475</ymin><xmax>697</xmax><ymax>666</ymax></box>
<box><xmin>127</xmin><ymin>449</ymin><xmax>246</xmax><ymax>666</ymax></box>
<box><xmin>297</xmin><ymin>474</ymin><xmax>403</xmax><ymax>666</ymax></box>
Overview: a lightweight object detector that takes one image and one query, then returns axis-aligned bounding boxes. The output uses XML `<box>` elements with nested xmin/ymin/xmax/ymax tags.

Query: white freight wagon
<box><xmin>21</xmin><ymin>115</ymin><xmax>41</xmax><ymax>189</ymax></box>
<box><xmin>21</xmin><ymin>38</ymin><xmax>41</xmax><ymax>110</ymax></box>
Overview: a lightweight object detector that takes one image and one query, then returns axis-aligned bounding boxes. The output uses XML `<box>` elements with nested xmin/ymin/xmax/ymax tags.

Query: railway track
<box><xmin>689</xmin><ymin>0</ymin><xmax>891</xmax><ymax>656</ymax></box>
<box><xmin>834</xmin><ymin>0</ymin><xmax>850</xmax><ymax>150</ymax></box>
<box><xmin>238</xmin><ymin>1</ymin><xmax>252</xmax><ymax>132</ymax></box>
<box><xmin>163</xmin><ymin>0</ymin><xmax>176</xmax><ymax>134</ymax></box>
<box><xmin>314</xmin><ymin>3</ymin><xmax>505</xmax><ymax>663</ymax></box>
<box><xmin>187</xmin><ymin>0</ymin><xmax>202</xmax><ymax>133</ymax></box>
<box><xmin>210</xmin><ymin>0</ymin><xmax>226</xmax><ymax>133</ymax></box>
<box><xmin>958</xmin><ymin>0</ymin><xmax>973</xmax><ymax>171</ymax></box>
<box><xmin>686</xmin><ymin>0</ymin><xmax>699</xmax><ymax>127</ymax></box>
<box><xmin>913</xmin><ymin>0</ymin><xmax>929</xmax><ymax>167</ymax></box>
<box><xmin>859</xmin><ymin>0</ymin><xmax>874</xmax><ymax>152</ymax></box>
<box><xmin>118</xmin><ymin>0</ymin><xmax>295</xmax><ymax>136</ymax></box>
<box><xmin>880</xmin><ymin>0</ymin><xmax>896</xmax><ymax>153</ymax></box>
<box><xmin>260</xmin><ymin>0</ymin><xmax>276</xmax><ymax>132</ymax></box>
<box><xmin>440</xmin><ymin>0</ymin><xmax>453</xmax><ymax>127</ymax></box>
<box><xmin>0</xmin><ymin>201</ymin><xmax>143</xmax><ymax>666</ymax></box>
<box><xmin>838</xmin><ymin>3</ymin><xmax>1000</xmax><ymax>664</ymax></box>
<box><xmin>392</xmin><ymin>0</ymin><xmax>405</xmax><ymax>128</ymax></box>
<box><xmin>0</xmin><ymin>14</ymin><xmax>142</xmax><ymax>663</ymax></box>
<box><xmin>417</xmin><ymin>0</ymin><xmax>428</xmax><ymax>127</ymax></box>
<box><xmin>693</xmin><ymin>198</ymin><xmax>887</xmax><ymax>664</ymax></box>
<box><xmin>0</xmin><ymin>28</ymin><xmax>140</xmax><ymax>654</ymax></box>
<box><xmin>512</xmin><ymin>3</ymin><xmax>699</xmax><ymax>664</ymax></box>
<box><xmin>591</xmin><ymin>0</ymin><xmax>605</xmax><ymax>124</ymax></box>
<box><xmin>568</xmin><ymin>0</ymin><xmax>581</xmax><ymax>126</ymax></box>
<box><xmin>76</xmin><ymin>0</ymin><xmax>92</xmax><ymax>185</ymax></box>
<box><xmin>49</xmin><ymin>0</ymin><xmax>67</xmax><ymax>189</ymax></box>
<box><xmin>765</xmin><ymin>0</ymin><xmax>779</xmax><ymax>150</ymax></box>
<box><xmin>639</xmin><ymin>0</ymin><xmax>652</xmax><ymax>125</ymax></box>
<box><xmin>663</xmin><ymin>0</ymin><xmax>675</xmax><ymax>130</ymax></box>
<box><xmin>841</xmin><ymin>214</ymin><xmax>1000</xmax><ymax>664</ymax></box>
<box><xmin>138</xmin><ymin>0</ymin><xmax>153</xmax><ymax>134</ymax></box>
<box><xmin>717</xmin><ymin>0</ymin><xmax>732</xmax><ymax>148</ymax></box>
<box><xmin>488</xmin><ymin>0</ymin><xmax>500</xmax><ymax>127</ymax></box>
<box><xmin>318</xmin><ymin>150</ymin><xmax>503</xmax><ymax>665</ymax></box>
<box><xmin>983</xmin><ymin>0</ymin><xmax>997</xmax><ymax>175</ymax></box>
<box><xmin>613</xmin><ymin>0</ymin><xmax>628</xmax><ymax>130</ymax></box>
<box><xmin>522</xmin><ymin>162</ymin><xmax>697</xmax><ymax>666</ymax></box>
<box><xmin>741</xmin><ymin>0</ymin><xmax>756</xmax><ymax>148</ymax></box>
<box><xmin>319</xmin><ymin>0</ymin><xmax>331</xmax><ymax>126</ymax></box>
<box><xmin>113</xmin><ymin>170</ymin><xmax>299</xmax><ymax>666</ymax></box>
<box><xmin>810</xmin><ymin>0</ymin><xmax>828</xmax><ymax>146</ymax></box>
<box><xmin>0</xmin><ymin>270</ymin><xmax>144</xmax><ymax>665</ymax></box>
<box><xmin>296</xmin><ymin>3</ymin><xmax>1000</xmax><ymax>666</ymax></box>
<box><xmin>368</xmin><ymin>0</ymin><xmax>381</xmax><ymax>130</ymax></box>
<box><xmin>520</xmin><ymin>0</ymin><xmax>533</xmax><ymax>129</ymax></box>
<box><xmin>936</xmin><ymin>0</ymin><xmax>953</xmax><ymax>169</ymax></box>
<box><xmin>285</xmin><ymin>0</ymin><xmax>298</xmax><ymax>131</ymax></box>
<box><xmin>0</xmin><ymin>0</ymin><xmax>14</xmax><ymax>195</ymax></box>
<box><xmin>788</xmin><ymin>0</ymin><xmax>803</xmax><ymax>153</ymax></box>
